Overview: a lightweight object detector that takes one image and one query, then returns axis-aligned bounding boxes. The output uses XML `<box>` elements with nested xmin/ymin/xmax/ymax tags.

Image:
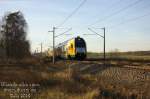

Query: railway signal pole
<box><xmin>84</xmin><ymin>27</ymin><xmax>106</xmax><ymax>66</ymax></box>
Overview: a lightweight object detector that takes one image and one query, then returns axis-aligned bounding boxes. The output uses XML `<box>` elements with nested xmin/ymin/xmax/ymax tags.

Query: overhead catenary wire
<box><xmin>101</xmin><ymin>1</ymin><xmax>150</xmax><ymax>27</ymax></box>
<box><xmin>57</xmin><ymin>0</ymin><xmax>87</xmax><ymax>28</ymax></box>
<box><xmin>108</xmin><ymin>11</ymin><xmax>150</xmax><ymax>29</ymax></box>
<box><xmin>55</xmin><ymin>28</ymin><xmax>72</xmax><ymax>38</ymax></box>
<box><xmin>106</xmin><ymin>0</ymin><xmax>122</xmax><ymax>10</ymax></box>
<box><xmin>90</xmin><ymin>0</ymin><xmax>143</xmax><ymax>26</ymax></box>
<box><xmin>91</xmin><ymin>0</ymin><xmax>122</xmax><ymax>19</ymax></box>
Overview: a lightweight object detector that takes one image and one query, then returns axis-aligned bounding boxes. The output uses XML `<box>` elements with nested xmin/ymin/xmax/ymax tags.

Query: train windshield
<box><xmin>75</xmin><ymin>38</ymin><xmax>86</xmax><ymax>48</ymax></box>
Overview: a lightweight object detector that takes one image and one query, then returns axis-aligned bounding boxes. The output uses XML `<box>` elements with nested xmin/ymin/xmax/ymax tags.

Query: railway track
<box><xmin>64</xmin><ymin>59</ymin><xmax>150</xmax><ymax>73</ymax></box>
<box><xmin>117</xmin><ymin>65</ymin><xmax>150</xmax><ymax>72</ymax></box>
<box><xmin>0</xmin><ymin>58</ymin><xmax>150</xmax><ymax>72</ymax></box>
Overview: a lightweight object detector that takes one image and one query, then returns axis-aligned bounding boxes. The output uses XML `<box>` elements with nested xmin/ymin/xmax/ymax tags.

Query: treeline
<box><xmin>0</xmin><ymin>11</ymin><xmax>30</xmax><ymax>59</ymax></box>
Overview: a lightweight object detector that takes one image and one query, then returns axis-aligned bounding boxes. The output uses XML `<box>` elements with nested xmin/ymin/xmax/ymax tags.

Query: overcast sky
<box><xmin>0</xmin><ymin>0</ymin><xmax>150</xmax><ymax>52</ymax></box>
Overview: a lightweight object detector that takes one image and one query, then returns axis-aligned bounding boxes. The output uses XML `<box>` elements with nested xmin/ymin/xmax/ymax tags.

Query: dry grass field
<box><xmin>0</xmin><ymin>52</ymin><xmax>150</xmax><ymax>99</ymax></box>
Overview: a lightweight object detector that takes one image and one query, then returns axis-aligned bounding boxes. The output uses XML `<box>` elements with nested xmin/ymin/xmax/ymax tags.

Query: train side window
<box><xmin>71</xmin><ymin>44</ymin><xmax>73</xmax><ymax>48</ymax></box>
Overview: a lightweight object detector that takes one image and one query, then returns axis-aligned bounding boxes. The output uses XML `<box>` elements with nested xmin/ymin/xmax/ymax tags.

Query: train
<box><xmin>55</xmin><ymin>36</ymin><xmax>87</xmax><ymax>60</ymax></box>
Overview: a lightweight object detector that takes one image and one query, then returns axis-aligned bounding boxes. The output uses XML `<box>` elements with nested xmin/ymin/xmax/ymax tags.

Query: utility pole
<box><xmin>102</xmin><ymin>27</ymin><xmax>106</xmax><ymax>65</ymax></box>
<box><xmin>48</xmin><ymin>27</ymin><xmax>56</xmax><ymax>64</ymax></box>
<box><xmin>36</xmin><ymin>48</ymin><xmax>38</xmax><ymax>53</ymax></box>
<box><xmin>48</xmin><ymin>27</ymin><xmax>72</xmax><ymax>64</ymax></box>
<box><xmin>52</xmin><ymin>27</ymin><xmax>55</xmax><ymax>64</ymax></box>
<box><xmin>40</xmin><ymin>43</ymin><xmax>43</xmax><ymax>57</ymax></box>
<box><xmin>84</xmin><ymin>27</ymin><xmax>106</xmax><ymax>66</ymax></box>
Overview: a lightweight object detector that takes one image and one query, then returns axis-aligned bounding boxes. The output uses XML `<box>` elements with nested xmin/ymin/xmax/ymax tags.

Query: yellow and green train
<box><xmin>55</xmin><ymin>36</ymin><xmax>87</xmax><ymax>60</ymax></box>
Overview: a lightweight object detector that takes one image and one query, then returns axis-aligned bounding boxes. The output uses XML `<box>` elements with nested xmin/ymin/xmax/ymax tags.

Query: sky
<box><xmin>0</xmin><ymin>0</ymin><xmax>150</xmax><ymax>53</ymax></box>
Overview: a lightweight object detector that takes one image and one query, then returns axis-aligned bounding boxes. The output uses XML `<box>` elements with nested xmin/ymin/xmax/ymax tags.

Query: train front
<box><xmin>75</xmin><ymin>37</ymin><xmax>87</xmax><ymax>60</ymax></box>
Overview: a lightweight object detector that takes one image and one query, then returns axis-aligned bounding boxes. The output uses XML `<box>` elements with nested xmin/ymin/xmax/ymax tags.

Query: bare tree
<box><xmin>0</xmin><ymin>11</ymin><xmax>30</xmax><ymax>59</ymax></box>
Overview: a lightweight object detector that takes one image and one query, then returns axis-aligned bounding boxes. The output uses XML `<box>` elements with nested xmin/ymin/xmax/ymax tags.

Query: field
<box><xmin>0</xmin><ymin>51</ymin><xmax>150</xmax><ymax>99</ymax></box>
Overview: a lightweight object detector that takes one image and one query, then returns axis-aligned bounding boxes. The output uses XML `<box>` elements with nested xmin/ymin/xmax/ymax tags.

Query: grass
<box><xmin>87</xmin><ymin>51</ymin><xmax>150</xmax><ymax>63</ymax></box>
<box><xmin>0</xmin><ymin>56</ymin><xmax>150</xmax><ymax>99</ymax></box>
<box><xmin>36</xmin><ymin>67</ymin><xmax>150</xmax><ymax>99</ymax></box>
